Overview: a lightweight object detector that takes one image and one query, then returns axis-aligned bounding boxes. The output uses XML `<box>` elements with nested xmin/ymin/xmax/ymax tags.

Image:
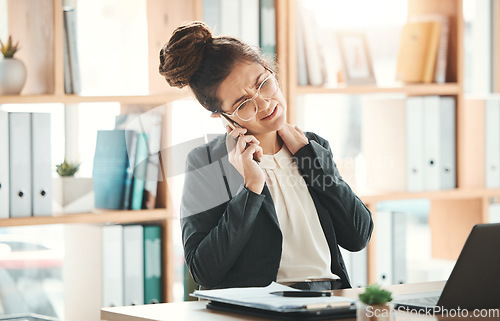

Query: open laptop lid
<box><xmin>438</xmin><ymin>223</ymin><xmax>500</xmax><ymax>310</ymax></box>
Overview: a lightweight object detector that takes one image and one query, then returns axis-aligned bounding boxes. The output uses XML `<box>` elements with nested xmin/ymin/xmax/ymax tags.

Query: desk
<box><xmin>101</xmin><ymin>281</ymin><xmax>498</xmax><ymax>321</ymax></box>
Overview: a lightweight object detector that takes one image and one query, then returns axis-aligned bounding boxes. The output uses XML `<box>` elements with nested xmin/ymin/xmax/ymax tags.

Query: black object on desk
<box><xmin>271</xmin><ymin>291</ymin><xmax>333</xmax><ymax>297</ymax></box>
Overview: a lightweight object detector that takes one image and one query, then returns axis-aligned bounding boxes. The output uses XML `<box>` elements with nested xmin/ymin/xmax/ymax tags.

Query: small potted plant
<box><xmin>53</xmin><ymin>159</ymin><xmax>94</xmax><ymax>214</ymax></box>
<box><xmin>357</xmin><ymin>284</ymin><xmax>393</xmax><ymax>321</ymax></box>
<box><xmin>56</xmin><ymin>159</ymin><xmax>81</xmax><ymax>177</ymax></box>
<box><xmin>0</xmin><ymin>35</ymin><xmax>27</xmax><ymax>95</ymax></box>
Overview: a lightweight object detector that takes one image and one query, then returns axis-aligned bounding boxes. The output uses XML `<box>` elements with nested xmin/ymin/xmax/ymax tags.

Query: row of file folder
<box><xmin>102</xmin><ymin>224</ymin><xmax>162</xmax><ymax>308</ymax></box>
<box><xmin>362</xmin><ymin>95</ymin><xmax>456</xmax><ymax>193</ymax></box>
<box><xmin>0</xmin><ymin>111</ymin><xmax>52</xmax><ymax>219</ymax></box>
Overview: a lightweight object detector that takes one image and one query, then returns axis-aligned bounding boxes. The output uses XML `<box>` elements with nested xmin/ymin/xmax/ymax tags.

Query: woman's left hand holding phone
<box><xmin>225</xmin><ymin>126</ymin><xmax>265</xmax><ymax>194</ymax></box>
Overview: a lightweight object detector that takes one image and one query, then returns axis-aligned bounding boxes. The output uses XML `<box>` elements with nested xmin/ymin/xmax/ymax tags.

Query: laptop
<box><xmin>393</xmin><ymin>223</ymin><xmax>500</xmax><ymax>311</ymax></box>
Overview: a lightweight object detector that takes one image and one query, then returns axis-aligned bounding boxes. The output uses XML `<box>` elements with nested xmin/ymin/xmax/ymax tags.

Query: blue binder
<box><xmin>92</xmin><ymin>130</ymin><xmax>134</xmax><ymax>209</ymax></box>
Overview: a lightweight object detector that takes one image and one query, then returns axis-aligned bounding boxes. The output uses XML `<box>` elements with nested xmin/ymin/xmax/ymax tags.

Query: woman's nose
<box><xmin>254</xmin><ymin>94</ymin><xmax>270</xmax><ymax>111</ymax></box>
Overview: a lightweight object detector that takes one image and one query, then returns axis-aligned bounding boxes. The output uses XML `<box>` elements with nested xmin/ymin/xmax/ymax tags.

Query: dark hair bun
<box><xmin>159</xmin><ymin>21</ymin><xmax>213</xmax><ymax>88</ymax></box>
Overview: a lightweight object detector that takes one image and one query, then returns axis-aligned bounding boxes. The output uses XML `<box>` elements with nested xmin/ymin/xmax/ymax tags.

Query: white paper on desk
<box><xmin>191</xmin><ymin>282</ymin><xmax>354</xmax><ymax>312</ymax></box>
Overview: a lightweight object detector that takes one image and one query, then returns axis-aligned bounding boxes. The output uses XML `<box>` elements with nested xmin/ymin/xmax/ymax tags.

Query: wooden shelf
<box><xmin>0</xmin><ymin>208</ymin><xmax>170</xmax><ymax>228</ymax></box>
<box><xmin>296</xmin><ymin>83</ymin><xmax>461</xmax><ymax>96</ymax></box>
<box><xmin>0</xmin><ymin>92</ymin><xmax>191</xmax><ymax>105</ymax></box>
<box><xmin>360</xmin><ymin>188</ymin><xmax>500</xmax><ymax>205</ymax></box>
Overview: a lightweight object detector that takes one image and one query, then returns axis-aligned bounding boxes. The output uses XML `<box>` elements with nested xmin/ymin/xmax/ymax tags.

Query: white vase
<box><xmin>0</xmin><ymin>57</ymin><xmax>27</xmax><ymax>95</ymax></box>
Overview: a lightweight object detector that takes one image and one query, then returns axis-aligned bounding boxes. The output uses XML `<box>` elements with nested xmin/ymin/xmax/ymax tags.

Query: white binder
<box><xmin>102</xmin><ymin>224</ymin><xmax>124</xmax><ymax>308</ymax></box>
<box><xmin>339</xmin><ymin>247</ymin><xmax>367</xmax><ymax>288</ymax></box>
<box><xmin>406</xmin><ymin>97</ymin><xmax>425</xmax><ymax>192</ymax></box>
<box><xmin>489</xmin><ymin>202</ymin><xmax>500</xmax><ymax>223</ymax></box>
<box><xmin>350</xmin><ymin>248</ymin><xmax>368</xmax><ymax>288</ymax></box>
<box><xmin>123</xmin><ymin>224</ymin><xmax>144</xmax><ymax>306</ymax></box>
<box><xmin>203</xmin><ymin>0</ymin><xmax>221</xmax><ymax>34</ymax></box>
<box><xmin>0</xmin><ymin>111</ymin><xmax>9</xmax><ymax>219</ymax></box>
<box><xmin>376</xmin><ymin>211</ymin><xmax>407</xmax><ymax>285</ymax></box>
<box><xmin>438</xmin><ymin>97</ymin><xmax>456</xmax><ymax>190</ymax></box>
<box><xmin>9</xmin><ymin>113</ymin><xmax>32</xmax><ymax>217</ymax></box>
<box><xmin>31</xmin><ymin>113</ymin><xmax>53</xmax><ymax>216</ymax></box>
<box><xmin>221</xmin><ymin>0</ymin><xmax>241</xmax><ymax>38</ymax></box>
<box><xmin>423</xmin><ymin>96</ymin><xmax>441</xmax><ymax>190</ymax></box>
<box><xmin>485</xmin><ymin>99</ymin><xmax>500</xmax><ymax>188</ymax></box>
<box><xmin>392</xmin><ymin>212</ymin><xmax>407</xmax><ymax>284</ymax></box>
<box><xmin>376</xmin><ymin>211</ymin><xmax>393</xmax><ymax>285</ymax></box>
<box><xmin>240</xmin><ymin>0</ymin><xmax>259</xmax><ymax>48</ymax></box>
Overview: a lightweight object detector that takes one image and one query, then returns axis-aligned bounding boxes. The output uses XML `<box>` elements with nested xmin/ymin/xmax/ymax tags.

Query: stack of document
<box><xmin>192</xmin><ymin>282</ymin><xmax>354</xmax><ymax>312</ymax></box>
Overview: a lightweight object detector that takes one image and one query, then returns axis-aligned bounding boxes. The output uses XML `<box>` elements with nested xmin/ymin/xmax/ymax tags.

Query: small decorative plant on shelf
<box><xmin>0</xmin><ymin>36</ymin><xmax>19</xmax><ymax>57</ymax></box>
<box><xmin>56</xmin><ymin>159</ymin><xmax>81</xmax><ymax>177</ymax></box>
<box><xmin>0</xmin><ymin>35</ymin><xmax>27</xmax><ymax>95</ymax></box>
<box><xmin>53</xmin><ymin>159</ymin><xmax>94</xmax><ymax>214</ymax></box>
<box><xmin>357</xmin><ymin>284</ymin><xmax>393</xmax><ymax>321</ymax></box>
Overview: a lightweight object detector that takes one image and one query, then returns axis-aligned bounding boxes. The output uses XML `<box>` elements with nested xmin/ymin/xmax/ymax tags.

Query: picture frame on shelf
<box><xmin>336</xmin><ymin>31</ymin><xmax>376</xmax><ymax>85</ymax></box>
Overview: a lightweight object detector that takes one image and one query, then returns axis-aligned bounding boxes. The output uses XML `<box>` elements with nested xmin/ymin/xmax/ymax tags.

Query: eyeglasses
<box><xmin>221</xmin><ymin>72</ymin><xmax>279</xmax><ymax>121</ymax></box>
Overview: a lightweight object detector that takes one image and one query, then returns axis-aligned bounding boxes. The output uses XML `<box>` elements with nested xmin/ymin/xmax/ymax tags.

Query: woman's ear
<box><xmin>210</xmin><ymin>112</ymin><xmax>221</xmax><ymax>118</ymax></box>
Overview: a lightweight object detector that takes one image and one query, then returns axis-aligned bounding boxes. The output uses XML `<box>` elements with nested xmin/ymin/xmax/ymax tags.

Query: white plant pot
<box><xmin>0</xmin><ymin>57</ymin><xmax>27</xmax><ymax>95</ymax></box>
<box><xmin>53</xmin><ymin>177</ymin><xmax>95</xmax><ymax>214</ymax></box>
<box><xmin>357</xmin><ymin>302</ymin><xmax>393</xmax><ymax>321</ymax></box>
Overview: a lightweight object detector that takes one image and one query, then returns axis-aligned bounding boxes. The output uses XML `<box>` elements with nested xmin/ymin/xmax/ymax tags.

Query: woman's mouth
<box><xmin>260</xmin><ymin>105</ymin><xmax>278</xmax><ymax>121</ymax></box>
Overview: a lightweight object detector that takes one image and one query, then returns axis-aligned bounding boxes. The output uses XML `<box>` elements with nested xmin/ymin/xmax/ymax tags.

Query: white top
<box><xmin>259</xmin><ymin>144</ymin><xmax>339</xmax><ymax>283</ymax></box>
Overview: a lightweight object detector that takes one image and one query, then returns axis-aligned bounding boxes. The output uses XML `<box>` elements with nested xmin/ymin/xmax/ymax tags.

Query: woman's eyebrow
<box><xmin>231</xmin><ymin>71</ymin><xmax>267</xmax><ymax>108</ymax></box>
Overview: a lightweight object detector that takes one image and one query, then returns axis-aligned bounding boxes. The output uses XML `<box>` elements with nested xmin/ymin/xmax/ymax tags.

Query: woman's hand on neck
<box><xmin>254</xmin><ymin>130</ymin><xmax>283</xmax><ymax>155</ymax></box>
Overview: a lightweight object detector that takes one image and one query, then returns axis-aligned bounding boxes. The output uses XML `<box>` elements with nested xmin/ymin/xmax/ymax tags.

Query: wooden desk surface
<box><xmin>101</xmin><ymin>281</ymin><xmax>499</xmax><ymax>321</ymax></box>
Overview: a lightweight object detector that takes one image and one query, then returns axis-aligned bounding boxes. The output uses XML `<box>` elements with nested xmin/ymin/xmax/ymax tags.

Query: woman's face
<box><xmin>216</xmin><ymin>61</ymin><xmax>287</xmax><ymax>135</ymax></box>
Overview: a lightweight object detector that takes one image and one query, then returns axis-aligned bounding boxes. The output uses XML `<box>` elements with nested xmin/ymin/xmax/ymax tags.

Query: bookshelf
<box><xmin>2</xmin><ymin>0</ymin><xmax>499</xmax><ymax>310</ymax></box>
<box><xmin>0</xmin><ymin>0</ymin><xmax>206</xmax><ymax>305</ymax></box>
<box><xmin>280</xmin><ymin>0</ymin><xmax>500</xmax><ymax>284</ymax></box>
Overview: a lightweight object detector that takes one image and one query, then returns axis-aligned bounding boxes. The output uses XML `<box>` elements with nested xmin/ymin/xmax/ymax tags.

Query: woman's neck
<box><xmin>254</xmin><ymin>131</ymin><xmax>283</xmax><ymax>155</ymax></box>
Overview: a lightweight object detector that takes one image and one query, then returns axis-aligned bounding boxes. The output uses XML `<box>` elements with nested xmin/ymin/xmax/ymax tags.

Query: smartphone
<box><xmin>221</xmin><ymin>115</ymin><xmax>261</xmax><ymax>163</ymax></box>
<box><xmin>221</xmin><ymin>114</ymin><xmax>243</xmax><ymax>131</ymax></box>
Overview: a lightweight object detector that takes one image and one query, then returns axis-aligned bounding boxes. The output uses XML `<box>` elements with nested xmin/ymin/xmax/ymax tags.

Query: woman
<box><xmin>159</xmin><ymin>21</ymin><xmax>373</xmax><ymax>290</ymax></box>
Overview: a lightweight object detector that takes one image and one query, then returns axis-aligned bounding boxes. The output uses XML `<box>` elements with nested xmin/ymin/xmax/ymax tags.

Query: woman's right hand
<box><xmin>225</xmin><ymin>126</ymin><xmax>265</xmax><ymax>194</ymax></box>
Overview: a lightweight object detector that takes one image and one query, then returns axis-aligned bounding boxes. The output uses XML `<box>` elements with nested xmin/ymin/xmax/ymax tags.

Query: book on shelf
<box><xmin>395</xmin><ymin>21</ymin><xmax>441</xmax><ymax>83</ymax></box>
<box><xmin>144</xmin><ymin>225</ymin><xmax>162</xmax><ymax>304</ymax></box>
<box><xmin>409</xmin><ymin>14</ymin><xmax>449</xmax><ymax>84</ymax></box>
<box><xmin>297</xmin><ymin>1</ymin><xmax>326</xmax><ymax>86</ymax></box>
<box><xmin>259</xmin><ymin>0</ymin><xmax>276</xmax><ymax>56</ymax></box>
<box><xmin>92</xmin><ymin>130</ymin><xmax>134</xmax><ymax>210</ymax></box>
<box><xmin>295</xmin><ymin>0</ymin><xmax>308</xmax><ymax>86</ymax></box>
<box><xmin>116</xmin><ymin>112</ymin><xmax>163</xmax><ymax>210</ymax></box>
<box><xmin>361</xmin><ymin>95</ymin><xmax>456</xmax><ymax>193</ymax></box>
<box><xmin>132</xmin><ymin>133</ymin><xmax>148</xmax><ymax>210</ymax></box>
<box><xmin>63</xmin><ymin>8</ymin><xmax>81</xmax><ymax>94</ymax></box>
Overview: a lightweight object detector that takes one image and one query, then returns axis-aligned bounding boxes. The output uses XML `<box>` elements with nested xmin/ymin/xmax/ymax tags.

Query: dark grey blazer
<box><xmin>180</xmin><ymin>131</ymin><xmax>373</xmax><ymax>289</ymax></box>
